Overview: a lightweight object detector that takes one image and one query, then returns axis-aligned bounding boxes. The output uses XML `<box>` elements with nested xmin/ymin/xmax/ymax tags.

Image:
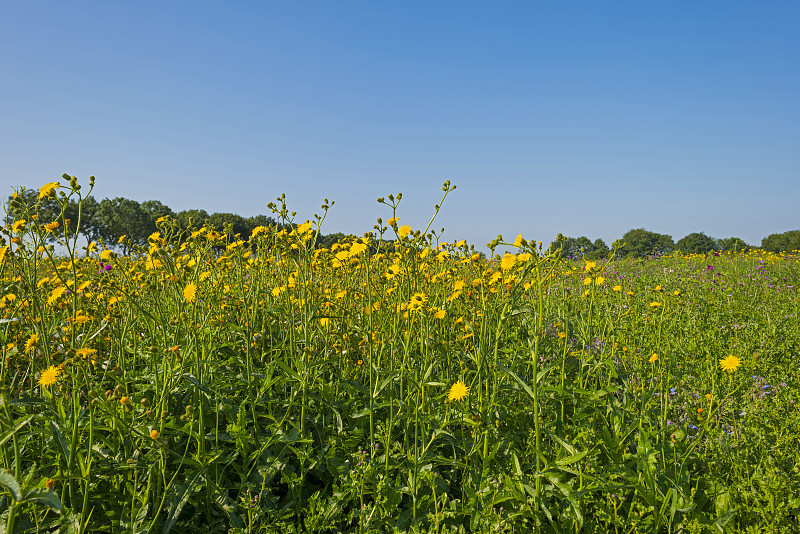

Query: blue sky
<box><xmin>2</xmin><ymin>2</ymin><xmax>798</xmax><ymax>249</ymax></box>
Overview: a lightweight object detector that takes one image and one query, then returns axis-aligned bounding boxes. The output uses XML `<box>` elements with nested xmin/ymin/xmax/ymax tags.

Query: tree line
<box><xmin>5</xmin><ymin>186</ymin><xmax>800</xmax><ymax>257</ymax></box>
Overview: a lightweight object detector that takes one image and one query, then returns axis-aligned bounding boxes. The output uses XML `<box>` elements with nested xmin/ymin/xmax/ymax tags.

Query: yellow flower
<box><xmin>594</xmin><ymin>276</ymin><xmax>605</xmax><ymax>286</ymax></box>
<box><xmin>705</xmin><ymin>393</ymin><xmax>712</xmax><ymax>402</ymax></box>
<box><xmin>649</xmin><ymin>353</ymin><xmax>658</xmax><ymax>363</ymax></box>
<box><xmin>38</xmin><ymin>365</ymin><xmax>60</xmax><ymax>387</ymax></box>
<box><xmin>433</xmin><ymin>309</ymin><xmax>446</xmax><ymax>319</ymax></box>
<box><xmin>513</xmin><ymin>234</ymin><xmax>524</xmax><ymax>247</ymax></box>
<box><xmin>584</xmin><ymin>261</ymin><xmax>597</xmax><ymax>272</ymax></box>
<box><xmin>447</xmin><ymin>380</ymin><xmax>469</xmax><ymax>402</ymax></box>
<box><xmin>183</xmin><ymin>283</ymin><xmax>197</xmax><ymax>303</ymax></box>
<box><xmin>408</xmin><ymin>293</ymin><xmax>427</xmax><ymax>312</ymax></box>
<box><xmin>12</xmin><ymin>220</ymin><xmax>26</xmax><ymax>235</ymax></box>
<box><xmin>613</xmin><ymin>285</ymin><xmax>622</xmax><ymax>292</ymax></box>
<box><xmin>76</xmin><ymin>347</ymin><xmax>97</xmax><ymax>360</ymax></box>
<box><xmin>25</xmin><ymin>333</ymin><xmax>39</xmax><ymax>353</ymax></box>
<box><xmin>583</xmin><ymin>277</ymin><xmax>592</xmax><ymax>286</ymax></box>
<box><xmin>38</xmin><ymin>182</ymin><xmax>60</xmax><ymax>199</ymax></box>
<box><xmin>650</xmin><ymin>302</ymin><xmax>661</xmax><ymax>307</ymax></box>
<box><xmin>150</xmin><ymin>429</ymin><xmax>160</xmax><ymax>440</ymax></box>
<box><xmin>44</xmin><ymin>221</ymin><xmax>59</xmax><ymax>232</ymax></box>
<box><xmin>719</xmin><ymin>355</ymin><xmax>741</xmax><ymax>373</ymax></box>
<box><xmin>297</xmin><ymin>222</ymin><xmax>313</xmax><ymax>234</ymax></box>
<box><xmin>501</xmin><ymin>253</ymin><xmax>517</xmax><ymax>271</ymax></box>
<box><xmin>397</xmin><ymin>225</ymin><xmax>412</xmax><ymax>238</ymax></box>
<box><xmin>558</xmin><ymin>332</ymin><xmax>567</xmax><ymax>339</ymax></box>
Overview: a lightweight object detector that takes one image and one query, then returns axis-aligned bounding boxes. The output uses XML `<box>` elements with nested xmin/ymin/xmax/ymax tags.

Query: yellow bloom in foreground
<box><xmin>44</xmin><ymin>221</ymin><xmax>59</xmax><ymax>232</ymax></box>
<box><xmin>38</xmin><ymin>182</ymin><xmax>60</xmax><ymax>199</ymax></box>
<box><xmin>447</xmin><ymin>380</ymin><xmax>469</xmax><ymax>402</ymax></box>
<box><xmin>397</xmin><ymin>225</ymin><xmax>412</xmax><ymax>238</ymax></box>
<box><xmin>650</xmin><ymin>302</ymin><xmax>661</xmax><ymax>307</ymax></box>
<box><xmin>38</xmin><ymin>365</ymin><xmax>60</xmax><ymax>387</ymax></box>
<box><xmin>183</xmin><ymin>283</ymin><xmax>197</xmax><ymax>303</ymax></box>
<box><xmin>613</xmin><ymin>285</ymin><xmax>622</xmax><ymax>292</ymax></box>
<box><xmin>719</xmin><ymin>355</ymin><xmax>741</xmax><ymax>373</ymax></box>
<box><xmin>594</xmin><ymin>276</ymin><xmax>605</xmax><ymax>286</ymax></box>
<box><xmin>649</xmin><ymin>353</ymin><xmax>658</xmax><ymax>363</ymax></box>
<box><xmin>150</xmin><ymin>429</ymin><xmax>160</xmax><ymax>440</ymax></box>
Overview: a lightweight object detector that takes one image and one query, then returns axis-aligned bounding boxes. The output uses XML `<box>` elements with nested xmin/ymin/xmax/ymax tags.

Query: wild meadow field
<box><xmin>1</xmin><ymin>179</ymin><xmax>799</xmax><ymax>533</ymax></box>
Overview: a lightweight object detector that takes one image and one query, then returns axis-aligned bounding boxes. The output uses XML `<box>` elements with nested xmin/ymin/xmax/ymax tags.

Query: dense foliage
<box><xmin>1</xmin><ymin>177</ymin><xmax>799</xmax><ymax>533</ymax></box>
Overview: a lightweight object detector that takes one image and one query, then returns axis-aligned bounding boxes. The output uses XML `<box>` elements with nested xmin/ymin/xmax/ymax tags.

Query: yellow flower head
<box><xmin>649</xmin><ymin>353</ymin><xmax>658</xmax><ymax>363</ymax></box>
<box><xmin>38</xmin><ymin>365</ymin><xmax>60</xmax><ymax>387</ymax></box>
<box><xmin>447</xmin><ymin>380</ymin><xmax>469</xmax><ymax>402</ymax></box>
<box><xmin>45</xmin><ymin>221</ymin><xmax>59</xmax><ymax>232</ymax></box>
<box><xmin>501</xmin><ymin>253</ymin><xmax>517</xmax><ymax>271</ymax></box>
<box><xmin>12</xmin><ymin>220</ymin><xmax>26</xmax><ymax>235</ymax></box>
<box><xmin>397</xmin><ymin>225</ymin><xmax>412</xmax><ymax>238</ymax></box>
<box><xmin>183</xmin><ymin>283</ymin><xmax>197</xmax><ymax>303</ymax></box>
<box><xmin>38</xmin><ymin>182</ymin><xmax>61</xmax><ymax>199</ymax></box>
<box><xmin>613</xmin><ymin>285</ymin><xmax>622</xmax><ymax>292</ymax></box>
<box><xmin>25</xmin><ymin>333</ymin><xmax>39</xmax><ymax>353</ymax></box>
<box><xmin>719</xmin><ymin>355</ymin><xmax>741</xmax><ymax>373</ymax></box>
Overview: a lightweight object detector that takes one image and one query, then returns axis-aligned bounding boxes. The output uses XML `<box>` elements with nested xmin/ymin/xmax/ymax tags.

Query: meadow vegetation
<box><xmin>1</xmin><ymin>176</ymin><xmax>798</xmax><ymax>533</ymax></box>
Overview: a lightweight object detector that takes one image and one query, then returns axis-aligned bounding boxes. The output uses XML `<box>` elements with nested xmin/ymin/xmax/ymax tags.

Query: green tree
<box><xmin>5</xmin><ymin>187</ymin><xmax>84</xmax><ymax>244</ymax></box>
<box><xmin>549</xmin><ymin>235</ymin><xmax>609</xmax><ymax>260</ymax></box>
<box><xmin>620</xmin><ymin>228</ymin><xmax>674</xmax><ymax>258</ymax></box>
<box><xmin>93</xmin><ymin>197</ymin><xmax>151</xmax><ymax>253</ymax></box>
<box><xmin>175</xmin><ymin>209</ymin><xmax>210</xmax><ymax>231</ymax></box>
<box><xmin>207</xmin><ymin>212</ymin><xmax>250</xmax><ymax>239</ymax></box>
<box><xmin>675</xmin><ymin>232</ymin><xmax>718</xmax><ymax>254</ymax></box>
<box><xmin>761</xmin><ymin>230</ymin><xmax>800</xmax><ymax>253</ymax></box>
<box><xmin>718</xmin><ymin>237</ymin><xmax>750</xmax><ymax>253</ymax></box>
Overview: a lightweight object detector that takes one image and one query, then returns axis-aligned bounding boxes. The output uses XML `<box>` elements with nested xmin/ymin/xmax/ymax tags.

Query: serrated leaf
<box><xmin>163</xmin><ymin>470</ymin><xmax>203</xmax><ymax>534</ymax></box>
<box><xmin>23</xmin><ymin>488</ymin><xmax>62</xmax><ymax>513</ymax></box>
<box><xmin>0</xmin><ymin>470</ymin><xmax>22</xmax><ymax>501</ymax></box>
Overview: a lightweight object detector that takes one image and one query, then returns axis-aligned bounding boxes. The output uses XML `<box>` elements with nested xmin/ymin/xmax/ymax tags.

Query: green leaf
<box><xmin>23</xmin><ymin>488</ymin><xmax>62</xmax><ymax>513</ymax></box>
<box><xmin>0</xmin><ymin>415</ymin><xmax>34</xmax><ymax>449</ymax></box>
<box><xmin>0</xmin><ymin>470</ymin><xmax>22</xmax><ymax>501</ymax></box>
<box><xmin>163</xmin><ymin>469</ymin><xmax>203</xmax><ymax>534</ymax></box>
<box><xmin>50</xmin><ymin>421</ymin><xmax>71</xmax><ymax>464</ymax></box>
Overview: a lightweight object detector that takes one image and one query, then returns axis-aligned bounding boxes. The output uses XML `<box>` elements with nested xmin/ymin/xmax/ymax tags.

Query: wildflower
<box><xmin>650</xmin><ymin>302</ymin><xmax>661</xmax><ymax>307</ymax></box>
<box><xmin>183</xmin><ymin>283</ymin><xmax>197</xmax><ymax>303</ymax></box>
<box><xmin>169</xmin><ymin>345</ymin><xmax>179</xmax><ymax>354</ymax></box>
<box><xmin>433</xmin><ymin>309</ymin><xmax>446</xmax><ymax>319</ymax></box>
<box><xmin>595</xmin><ymin>276</ymin><xmax>605</xmax><ymax>286</ymax></box>
<box><xmin>719</xmin><ymin>355</ymin><xmax>741</xmax><ymax>373</ymax></box>
<box><xmin>613</xmin><ymin>285</ymin><xmax>622</xmax><ymax>292</ymax></box>
<box><xmin>38</xmin><ymin>182</ymin><xmax>60</xmax><ymax>199</ymax></box>
<box><xmin>649</xmin><ymin>353</ymin><xmax>658</xmax><ymax>363</ymax></box>
<box><xmin>583</xmin><ymin>277</ymin><xmax>592</xmax><ymax>286</ymax></box>
<box><xmin>12</xmin><ymin>220</ymin><xmax>26</xmax><ymax>234</ymax></box>
<box><xmin>120</xmin><ymin>396</ymin><xmax>132</xmax><ymax>406</ymax></box>
<box><xmin>584</xmin><ymin>261</ymin><xmax>597</xmax><ymax>272</ymax></box>
<box><xmin>447</xmin><ymin>380</ymin><xmax>469</xmax><ymax>402</ymax></box>
<box><xmin>48</xmin><ymin>286</ymin><xmax>67</xmax><ymax>306</ymax></box>
<box><xmin>397</xmin><ymin>225</ymin><xmax>412</xmax><ymax>238</ymax></box>
<box><xmin>705</xmin><ymin>393</ymin><xmax>712</xmax><ymax>402</ymax></box>
<box><xmin>501</xmin><ymin>253</ymin><xmax>517</xmax><ymax>271</ymax></box>
<box><xmin>558</xmin><ymin>332</ymin><xmax>567</xmax><ymax>339</ymax></box>
<box><xmin>697</xmin><ymin>408</ymin><xmax>704</xmax><ymax>415</ymax></box>
<box><xmin>513</xmin><ymin>234</ymin><xmax>524</xmax><ymax>247</ymax></box>
<box><xmin>25</xmin><ymin>334</ymin><xmax>39</xmax><ymax>353</ymax></box>
<box><xmin>408</xmin><ymin>293</ymin><xmax>427</xmax><ymax>312</ymax></box>
<box><xmin>38</xmin><ymin>365</ymin><xmax>60</xmax><ymax>387</ymax></box>
<box><xmin>44</xmin><ymin>221</ymin><xmax>59</xmax><ymax>232</ymax></box>
<box><xmin>150</xmin><ymin>429</ymin><xmax>159</xmax><ymax>440</ymax></box>
<box><xmin>45</xmin><ymin>478</ymin><xmax>56</xmax><ymax>490</ymax></box>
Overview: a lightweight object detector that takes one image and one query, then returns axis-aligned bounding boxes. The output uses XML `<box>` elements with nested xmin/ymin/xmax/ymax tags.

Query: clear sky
<box><xmin>2</xmin><ymin>2</ymin><xmax>798</xmax><ymax>249</ymax></box>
